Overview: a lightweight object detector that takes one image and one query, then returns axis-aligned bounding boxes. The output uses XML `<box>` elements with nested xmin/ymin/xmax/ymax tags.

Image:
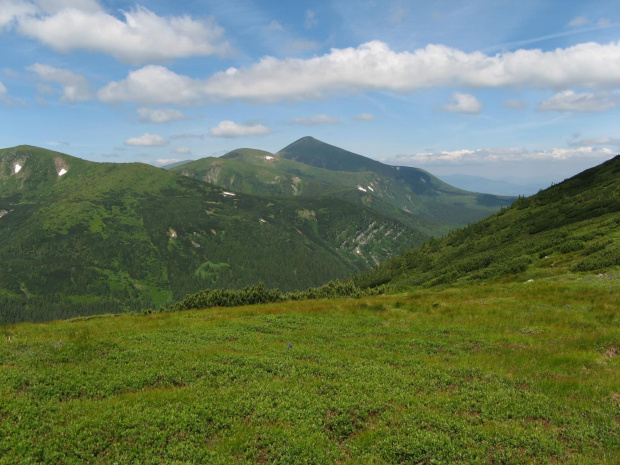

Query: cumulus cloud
<box><xmin>291</xmin><ymin>114</ymin><xmax>340</xmax><ymax>126</ymax></box>
<box><xmin>395</xmin><ymin>146</ymin><xmax>614</xmax><ymax>165</ymax></box>
<box><xmin>354</xmin><ymin>113</ymin><xmax>375</xmax><ymax>121</ymax></box>
<box><xmin>98</xmin><ymin>65</ymin><xmax>203</xmax><ymax>105</ymax></box>
<box><xmin>97</xmin><ymin>39</ymin><xmax>620</xmax><ymax>105</ymax></box>
<box><xmin>441</xmin><ymin>92</ymin><xmax>482</xmax><ymax>114</ymax></box>
<box><xmin>124</xmin><ymin>133</ymin><xmax>169</xmax><ymax>146</ymax></box>
<box><xmin>538</xmin><ymin>90</ymin><xmax>620</xmax><ymax>112</ymax></box>
<box><xmin>568</xmin><ymin>137</ymin><xmax>620</xmax><ymax>147</ymax></box>
<box><xmin>502</xmin><ymin>99</ymin><xmax>528</xmax><ymax>110</ymax></box>
<box><xmin>209</xmin><ymin>121</ymin><xmax>271</xmax><ymax>138</ymax></box>
<box><xmin>137</xmin><ymin>107</ymin><xmax>186</xmax><ymax>123</ymax></box>
<box><xmin>18</xmin><ymin>5</ymin><xmax>231</xmax><ymax>64</ymax></box>
<box><xmin>172</xmin><ymin>147</ymin><xmax>191</xmax><ymax>154</ymax></box>
<box><xmin>0</xmin><ymin>0</ymin><xmax>37</xmax><ymax>29</ymax></box>
<box><xmin>27</xmin><ymin>63</ymin><xmax>91</xmax><ymax>102</ymax></box>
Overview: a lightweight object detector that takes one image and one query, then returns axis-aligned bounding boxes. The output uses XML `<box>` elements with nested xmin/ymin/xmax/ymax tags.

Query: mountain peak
<box><xmin>277</xmin><ymin>136</ymin><xmax>386</xmax><ymax>173</ymax></box>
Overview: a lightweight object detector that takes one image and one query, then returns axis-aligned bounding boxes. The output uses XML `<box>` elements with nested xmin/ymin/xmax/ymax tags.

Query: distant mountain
<box><xmin>0</xmin><ymin>145</ymin><xmax>425</xmax><ymax>323</ymax></box>
<box><xmin>437</xmin><ymin>174</ymin><xmax>545</xmax><ymax>196</ymax></box>
<box><xmin>161</xmin><ymin>159</ymin><xmax>193</xmax><ymax>169</ymax></box>
<box><xmin>357</xmin><ymin>155</ymin><xmax>620</xmax><ymax>288</ymax></box>
<box><xmin>173</xmin><ymin>137</ymin><xmax>515</xmax><ymax>236</ymax></box>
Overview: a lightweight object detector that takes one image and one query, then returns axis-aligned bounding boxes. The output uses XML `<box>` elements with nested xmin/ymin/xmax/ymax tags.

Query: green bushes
<box><xmin>154</xmin><ymin>280</ymin><xmax>388</xmax><ymax>314</ymax></box>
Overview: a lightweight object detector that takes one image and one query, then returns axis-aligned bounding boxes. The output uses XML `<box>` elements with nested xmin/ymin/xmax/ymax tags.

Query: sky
<box><xmin>1</xmin><ymin>0</ymin><xmax>619</xmax><ymax>184</ymax></box>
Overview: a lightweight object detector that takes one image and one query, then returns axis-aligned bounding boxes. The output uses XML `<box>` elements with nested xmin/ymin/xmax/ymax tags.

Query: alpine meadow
<box><xmin>1</xmin><ymin>1</ymin><xmax>619</xmax><ymax>464</ymax></box>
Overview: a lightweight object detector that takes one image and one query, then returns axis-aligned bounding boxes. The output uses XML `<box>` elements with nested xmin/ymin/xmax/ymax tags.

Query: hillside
<box><xmin>0</xmin><ymin>146</ymin><xmax>425</xmax><ymax>323</ymax></box>
<box><xmin>357</xmin><ymin>154</ymin><xmax>620</xmax><ymax>288</ymax></box>
<box><xmin>1</xmin><ymin>277</ymin><xmax>617</xmax><ymax>464</ymax></box>
<box><xmin>173</xmin><ymin>137</ymin><xmax>514</xmax><ymax>236</ymax></box>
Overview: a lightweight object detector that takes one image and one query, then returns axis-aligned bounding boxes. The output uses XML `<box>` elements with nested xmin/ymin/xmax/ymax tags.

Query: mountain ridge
<box><xmin>0</xmin><ymin>144</ymin><xmax>426</xmax><ymax>323</ymax></box>
<box><xmin>173</xmin><ymin>137</ymin><xmax>514</xmax><ymax>236</ymax></box>
<box><xmin>357</xmin><ymin>154</ymin><xmax>620</xmax><ymax>289</ymax></box>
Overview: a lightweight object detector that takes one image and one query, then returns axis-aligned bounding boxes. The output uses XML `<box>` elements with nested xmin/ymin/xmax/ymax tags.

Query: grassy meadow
<box><xmin>1</xmin><ymin>272</ymin><xmax>618</xmax><ymax>464</ymax></box>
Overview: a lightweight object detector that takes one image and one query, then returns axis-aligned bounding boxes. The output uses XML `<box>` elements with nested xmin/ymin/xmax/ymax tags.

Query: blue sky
<box><xmin>1</xmin><ymin>0</ymin><xmax>619</xmax><ymax>183</ymax></box>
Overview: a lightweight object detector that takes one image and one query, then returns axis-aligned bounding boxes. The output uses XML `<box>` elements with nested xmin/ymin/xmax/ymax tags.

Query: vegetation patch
<box><xmin>0</xmin><ymin>278</ymin><xmax>617</xmax><ymax>464</ymax></box>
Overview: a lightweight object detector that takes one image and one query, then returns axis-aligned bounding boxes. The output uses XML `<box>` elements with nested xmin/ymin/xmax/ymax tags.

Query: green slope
<box><xmin>0</xmin><ymin>146</ymin><xmax>426</xmax><ymax>323</ymax></box>
<box><xmin>357</xmin><ymin>154</ymin><xmax>620</xmax><ymax>288</ymax></box>
<box><xmin>1</xmin><ymin>278</ymin><xmax>617</xmax><ymax>464</ymax></box>
<box><xmin>173</xmin><ymin>138</ymin><xmax>515</xmax><ymax>236</ymax></box>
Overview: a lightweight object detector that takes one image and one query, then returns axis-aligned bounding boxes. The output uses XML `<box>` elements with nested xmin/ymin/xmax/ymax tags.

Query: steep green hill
<box><xmin>357</xmin><ymin>154</ymin><xmax>620</xmax><ymax>288</ymax></box>
<box><xmin>173</xmin><ymin>138</ymin><xmax>514</xmax><ymax>236</ymax></box>
<box><xmin>0</xmin><ymin>146</ymin><xmax>425</xmax><ymax>323</ymax></box>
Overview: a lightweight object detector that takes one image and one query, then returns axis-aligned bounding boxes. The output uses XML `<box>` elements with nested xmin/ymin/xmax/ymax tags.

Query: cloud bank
<box><xmin>395</xmin><ymin>146</ymin><xmax>615</xmax><ymax>165</ymax></box>
<box><xmin>96</xmin><ymin>39</ymin><xmax>620</xmax><ymax>105</ymax></box>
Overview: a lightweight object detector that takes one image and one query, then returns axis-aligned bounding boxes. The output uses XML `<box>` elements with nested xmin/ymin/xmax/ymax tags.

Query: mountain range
<box><xmin>0</xmin><ymin>139</ymin><xmax>510</xmax><ymax>322</ymax></box>
<box><xmin>171</xmin><ymin>137</ymin><xmax>513</xmax><ymax>236</ymax></box>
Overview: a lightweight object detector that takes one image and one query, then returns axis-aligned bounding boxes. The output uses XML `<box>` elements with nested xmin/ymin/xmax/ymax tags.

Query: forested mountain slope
<box><xmin>173</xmin><ymin>137</ymin><xmax>515</xmax><ymax>236</ymax></box>
<box><xmin>0</xmin><ymin>146</ymin><xmax>425</xmax><ymax>322</ymax></box>
<box><xmin>356</xmin><ymin>155</ymin><xmax>620</xmax><ymax>288</ymax></box>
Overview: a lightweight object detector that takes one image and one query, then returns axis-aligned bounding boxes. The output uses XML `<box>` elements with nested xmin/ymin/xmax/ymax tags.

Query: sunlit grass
<box><xmin>1</xmin><ymin>274</ymin><xmax>618</xmax><ymax>464</ymax></box>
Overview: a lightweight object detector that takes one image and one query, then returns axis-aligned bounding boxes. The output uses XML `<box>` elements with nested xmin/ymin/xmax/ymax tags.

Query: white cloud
<box><xmin>98</xmin><ymin>39</ymin><xmax>620</xmax><ymax>105</ymax></box>
<box><xmin>98</xmin><ymin>65</ymin><xmax>203</xmax><ymax>105</ymax></box>
<box><xmin>0</xmin><ymin>0</ymin><xmax>37</xmax><ymax>30</ymax></box>
<box><xmin>292</xmin><ymin>114</ymin><xmax>341</xmax><ymax>126</ymax></box>
<box><xmin>304</xmin><ymin>9</ymin><xmax>316</xmax><ymax>29</ymax></box>
<box><xmin>502</xmin><ymin>99</ymin><xmax>528</xmax><ymax>110</ymax></box>
<box><xmin>124</xmin><ymin>133</ymin><xmax>169</xmax><ymax>146</ymax></box>
<box><xmin>27</xmin><ymin>63</ymin><xmax>91</xmax><ymax>102</ymax></box>
<box><xmin>354</xmin><ymin>113</ymin><xmax>375</xmax><ymax>121</ymax></box>
<box><xmin>0</xmin><ymin>81</ymin><xmax>6</xmax><ymax>95</ymax></box>
<box><xmin>173</xmin><ymin>147</ymin><xmax>191</xmax><ymax>154</ymax></box>
<box><xmin>201</xmin><ymin>40</ymin><xmax>620</xmax><ymax>101</ymax></box>
<box><xmin>395</xmin><ymin>146</ymin><xmax>614</xmax><ymax>165</ymax></box>
<box><xmin>137</xmin><ymin>107</ymin><xmax>186</xmax><ymax>124</ymax></box>
<box><xmin>567</xmin><ymin>16</ymin><xmax>590</xmax><ymax>27</ymax></box>
<box><xmin>538</xmin><ymin>90</ymin><xmax>620</xmax><ymax>112</ymax></box>
<box><xmin>568</xmin><ymin>137</ymin><xmax>620</xmax><ymax>147</ymax></box>
<box><xmin>597</xmin><ymin>18</ymin><xmax>612</xmax><ymax>28</ymax></box>
<box><xmin>441</xmin><ymin>92</ymin><xmax>482</xmax><ymax>114</ymax></box>
<box><xmin>209</xmin><ymin>121</ymin><xmax>271</xmax><ymax>138</ymax></box>
<box><xmin>18</xmin><ymin>5</ymin><xmax>231</xmax><ymax>64</ymax></box>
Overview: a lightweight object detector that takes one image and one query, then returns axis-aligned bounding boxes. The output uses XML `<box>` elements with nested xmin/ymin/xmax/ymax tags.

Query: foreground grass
<box><xmin>1</xmin><ymin>273</ymin><xmax>618</xmax><ymax>464</ymax></box>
